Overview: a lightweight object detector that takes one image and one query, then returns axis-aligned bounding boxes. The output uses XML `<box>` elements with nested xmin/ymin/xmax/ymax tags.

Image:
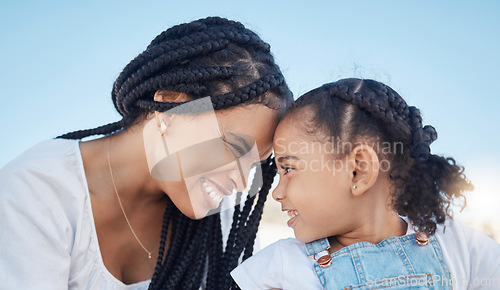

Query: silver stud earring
<box><xmin>353</xmin><ymin>185</ymin><xmax>357</xmax><ymax>189</ymax></box>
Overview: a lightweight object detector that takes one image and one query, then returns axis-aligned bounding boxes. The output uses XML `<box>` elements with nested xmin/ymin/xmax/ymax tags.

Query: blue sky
<box><xmin>1</xmin><ymin>1</ymin><xmax>499</xmax><ymax>221</ymax></box>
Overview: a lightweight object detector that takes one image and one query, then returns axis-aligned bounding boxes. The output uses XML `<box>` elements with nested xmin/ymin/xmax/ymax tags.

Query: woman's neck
<box><xmin>80</xmin><ymin>124</ymin><xmax>165</xmax><ymax>209</ymax></box>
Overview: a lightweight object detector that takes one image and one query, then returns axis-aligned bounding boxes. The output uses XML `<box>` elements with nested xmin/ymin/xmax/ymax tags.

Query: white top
<box><xmin>231</xmin><ymin>218</ymin><xmax>500</xmax><ymax>290</ymax></box>
<box><xmin>0</xmin><ymin>139</ymin><xmax>234</xmax><ymax>289</ymax></box>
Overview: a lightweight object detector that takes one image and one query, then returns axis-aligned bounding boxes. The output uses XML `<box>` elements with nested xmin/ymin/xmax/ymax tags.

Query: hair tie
<box><xmin>422</xmin><ymin>125</ymin><xmax>437</xmax><ymax>145</ymax></box>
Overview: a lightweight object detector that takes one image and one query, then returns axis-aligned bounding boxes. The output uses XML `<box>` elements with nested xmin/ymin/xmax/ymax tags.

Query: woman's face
<box><xmin>144</xmin><ymin>101</ymin><xmax>279</xmax><ymax>219</ymax></box>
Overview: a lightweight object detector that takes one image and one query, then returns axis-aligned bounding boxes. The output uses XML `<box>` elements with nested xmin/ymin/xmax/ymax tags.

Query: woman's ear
<box><xmin>154</xmin><ymin>90</ymin><xmax>192</xmax><ymax>103</ymax></box>
<box><xmin>347</xmin><ymin>145</ymin><xmax>380</xmax><ymax>196</ymax></box>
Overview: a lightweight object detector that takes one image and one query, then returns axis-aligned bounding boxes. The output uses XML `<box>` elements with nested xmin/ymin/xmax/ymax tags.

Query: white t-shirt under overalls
<box><xmin>232</xmin><ymin>217</ymin><xmax>500</xmax><ymax>289</ymax></box>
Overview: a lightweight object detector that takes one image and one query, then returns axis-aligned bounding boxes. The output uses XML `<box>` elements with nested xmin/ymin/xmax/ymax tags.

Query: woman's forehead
<box><xmin>217</xmin><ymin>104</ymin><xmax>279</xmax><ymax>159</ymax></box>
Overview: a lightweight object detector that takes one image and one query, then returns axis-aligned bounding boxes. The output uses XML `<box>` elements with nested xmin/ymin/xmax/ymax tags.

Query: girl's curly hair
<box><xmin>286</xmin><ymin>78</ymin><xmax>473</xmax><ymax>235</ymax></box>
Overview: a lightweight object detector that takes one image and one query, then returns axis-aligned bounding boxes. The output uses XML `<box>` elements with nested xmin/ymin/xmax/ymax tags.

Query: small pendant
<box><xmin>317</xmin><ymin>255</ymin><xmax>332</xmax><ymax>268</ymax></box>
<box><xmin>148</xmin><ymin>253</ymin><xmax>152</xmax><ymax>259</ymax></box>
<box><xmin>415</xmin><ymin>232</ymin><xmax>430</xmax><ymax>246</ymax></box>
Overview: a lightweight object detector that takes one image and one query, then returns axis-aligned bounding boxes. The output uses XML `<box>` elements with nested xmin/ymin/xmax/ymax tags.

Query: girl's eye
<box><xmin>280</xmin><ymin>166</ymin><xmax>294</xmax><ymax>175</ymax></box>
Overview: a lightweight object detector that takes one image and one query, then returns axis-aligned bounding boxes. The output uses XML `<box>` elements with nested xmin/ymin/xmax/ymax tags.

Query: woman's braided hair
<box><xmin>58</xmin><ymin>17</ymin><xmax>292</xmax><ymax>289</ymax></box>
<box><xmin>286</xmin><ymin>78</ymin><xmax>472</xmax><ymax>235</ymax></box>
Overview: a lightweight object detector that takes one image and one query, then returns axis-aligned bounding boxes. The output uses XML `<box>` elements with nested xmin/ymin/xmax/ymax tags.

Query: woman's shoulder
<box><xmin>1</xmin><ymin>139</ymin><xmax>83</xmax><ymax>185</ymax></box>
<box><xmin>1</xmin><ymin>139</ymin><xmax>80</xmax><ymax>173</ymax></box>
<box><xmin>0</xmin><ymin>138</ymin><xmax>88</xmax><ymax>221</ymax></box>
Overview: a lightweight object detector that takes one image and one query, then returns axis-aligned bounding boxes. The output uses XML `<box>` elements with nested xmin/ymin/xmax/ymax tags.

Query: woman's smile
<box><xmin>200</xmin><ymin>177</ymin><xmax>232</xmax><ymax>209</ymax></box>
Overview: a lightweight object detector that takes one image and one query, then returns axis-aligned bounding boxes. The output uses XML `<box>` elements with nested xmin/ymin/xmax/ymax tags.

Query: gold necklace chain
<box><xmin>107</xmin><ymin>139</ymin><xmax>152</xmax><ymax>259</ymax></box>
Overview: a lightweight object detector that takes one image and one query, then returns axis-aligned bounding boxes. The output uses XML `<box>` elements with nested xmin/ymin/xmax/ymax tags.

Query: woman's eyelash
<box><xmin>222</xmin><ymin>135</ymin><xmax>244</xmax><ymax>156</ymax></box>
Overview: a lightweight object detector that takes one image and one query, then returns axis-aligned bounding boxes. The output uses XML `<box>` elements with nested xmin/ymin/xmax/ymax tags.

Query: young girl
<box><xmin>231</xmin><ymin>78</ymin><xmax>500</xmax><ymax>289</ymax></box>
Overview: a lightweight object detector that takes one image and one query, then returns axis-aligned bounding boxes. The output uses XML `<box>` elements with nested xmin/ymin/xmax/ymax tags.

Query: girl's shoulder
<box><xmin>231</xmin><ymin>238</ymin><xmax>322</xmax><ymax>290</ymax></box>
<box><xmin>433</xmin><ymin>217</ymin><xmax>499</xmax><ymax>253</ymax></box>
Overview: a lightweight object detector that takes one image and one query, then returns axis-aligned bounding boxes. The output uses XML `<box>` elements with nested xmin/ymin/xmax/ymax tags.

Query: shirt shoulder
<box><xmin>231</xmin><ymin>238</ymin><xmax>321</xmax><ymax>290</ymax></box>
<box><xmin>0</xmin><ymin>138</ymin><xmax>90</xmax><ymax>250</ymax></box>
<box><xmin>1</xmin><ymin>138</ymin><xmax>85</xmax><ymax>196</ymax></box>
<box><xmin>434</xmin><ymin>218</ymin><xmax>500</xmax><ymax>289</ymax></box>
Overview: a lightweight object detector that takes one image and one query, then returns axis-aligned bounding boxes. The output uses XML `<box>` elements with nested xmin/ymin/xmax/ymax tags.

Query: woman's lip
<box><xmin>206</xmin><ymin>178</ymin><xmax>232</xmax><ymax>196</ymax></box>
<box><xmin>200</xmin><ymin>178</ymin><xmax>223</xmax><ymax>209</ymax></box>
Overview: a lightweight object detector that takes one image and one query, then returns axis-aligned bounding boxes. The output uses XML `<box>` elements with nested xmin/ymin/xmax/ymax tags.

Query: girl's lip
<box><xmin>283</xmin><ymin>209</ymin><xmax>299</xmax><ymax>228</ymax></box>
<box><xmin>287</xmin><ymin>214</ymin><xmax>298</xmax><ymax>228</ymax></box>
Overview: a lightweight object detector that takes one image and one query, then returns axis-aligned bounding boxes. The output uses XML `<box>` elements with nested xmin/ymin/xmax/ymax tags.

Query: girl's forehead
<box><xmin>274</xmin><ymin>116</ymin><xmax>312</xmax><ymax>141</ymax></box>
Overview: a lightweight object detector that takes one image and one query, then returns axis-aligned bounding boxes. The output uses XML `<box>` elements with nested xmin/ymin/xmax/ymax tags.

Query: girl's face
<box><xmin>145</xmin><ymin>102</ymin><xmax>279</xmax><ymax>219</ymax></box>
<box><xmin>272</xmin><ymin>114</ymin><xmax>357</xmax><ymax>243</ymax></box>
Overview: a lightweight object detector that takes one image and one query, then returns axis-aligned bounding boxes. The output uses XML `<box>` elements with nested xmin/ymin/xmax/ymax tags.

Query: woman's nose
<box><xmin>227</xmin><ymin>167</ymin><xmax>247</xmax><ymax>191</ymax></box>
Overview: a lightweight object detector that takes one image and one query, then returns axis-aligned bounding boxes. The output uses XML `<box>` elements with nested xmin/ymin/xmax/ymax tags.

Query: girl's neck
<box><xmin>328</xmin><ymin>211</ymin><xmax>408</xmax><ymax>253</ymax></box>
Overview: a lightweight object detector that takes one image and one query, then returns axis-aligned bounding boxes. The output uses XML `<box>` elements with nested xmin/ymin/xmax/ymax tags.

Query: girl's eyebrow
<box><xmin>277</xmin><ymin>156</ymin><xmax>299</xmax><ymax>163</ymax></box>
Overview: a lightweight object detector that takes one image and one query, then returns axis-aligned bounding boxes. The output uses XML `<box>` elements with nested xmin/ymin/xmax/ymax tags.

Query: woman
<box><xmin>0</xmin><ymin>17</ymin><xmax>293</xmax><ymax>289</ymax></box>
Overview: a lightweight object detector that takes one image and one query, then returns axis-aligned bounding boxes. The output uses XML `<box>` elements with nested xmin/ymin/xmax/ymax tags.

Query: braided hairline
<box><xmin>112</xmin><ymin>20</ymin><xmax>264</xmax><ymax>93</ymax></box>
<box><xmin>118</xmin><ymin>66</ymin><xmax>234</xmax><ymax>116</ymax></box>
<box><xmin>135</xmin><ymin>73</ymin><xmax>285</xmax><ymax>113</ymax></box>
<box><xmin>113</xmin><ymin>25</ymin><xmax>270</xmax><ymax>108</ymax></box>
<box><xmin>116</xmin><ymin>39</ymin><xmax>232</xmax><ymax>115</ymax></box>
<box><xmin>149</xmin><ymin>17</ymin><xmax>246</xmax><ymax>46</ymax></box>
<box><xmin>325</xmin><ymin>81</ymin><xmax>441</xmax><ymax>158</ymax></box>
<box><xmin>329</xmin><ymin>82</ymin><xmax>409</xmax><ymax>126</ymax></box>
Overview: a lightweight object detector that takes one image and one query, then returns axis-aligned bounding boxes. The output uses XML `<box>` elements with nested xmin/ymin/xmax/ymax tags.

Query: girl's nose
<box><xmin>272</xmin><ymin>177</ymin><xmax>286</xmax><ymax>201</ymax></box>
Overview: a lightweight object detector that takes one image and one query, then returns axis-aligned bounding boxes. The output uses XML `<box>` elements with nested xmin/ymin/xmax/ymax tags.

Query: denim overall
<box><xmin>305</xmin><ymin>234</ymin><xmax>452</xmax><ymax>289</ymax></box>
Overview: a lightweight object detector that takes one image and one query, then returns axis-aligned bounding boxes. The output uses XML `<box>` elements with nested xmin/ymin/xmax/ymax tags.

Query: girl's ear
<box><xmin>347</xmin><ymin>144</ymin><xmax>379</xmax><ymax>196</ymax></box>
<box><xmin>154</xmin><ymin>90</ymin><xmax>192</xmax><ymax>103</ymax></box>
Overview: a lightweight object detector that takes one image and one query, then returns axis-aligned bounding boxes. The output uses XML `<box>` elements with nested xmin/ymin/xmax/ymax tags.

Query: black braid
<box><xmin>286</xmin><ymin>78</ymin><xmax>472</xmax><ymax>235</ymax></box>
<box><xmin>206</xmin><ymin>214</ymin><xmax>223</xmax><ymax>290</ymax></box>
<box><xmin>219</xmin><ymin>157</ymin><xmax>276</xmax><ymax>289</ymax></box>
<box><xmin>59</xmin><ymin>16</ymin><xmax>292</xmax><ymax>290</ymax></box>
<box><xmin>242</xmin><ymin>161</ymin><xmax>277</xmax><ymax>261</ymax></box>
<box><xmin>135</xmin><ymin>73</ymin><xmax>285</xmax><ymax>113</ymax></box>
<box><xmin>57</xmin><ymin>120</ymin><xmax>125</xmax><ymax>139</ymax></box>
<box><xmin>119</xmin><ymin>66</ymin><xmax>233</xmax><ymax>115</ymax></box>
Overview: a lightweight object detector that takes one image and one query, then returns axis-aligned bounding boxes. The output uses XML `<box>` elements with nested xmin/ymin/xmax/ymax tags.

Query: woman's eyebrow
<box><xmin>225</xmin><ymin>133</ymin><xmax>252</xmax><ymax>153</ymax></box>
